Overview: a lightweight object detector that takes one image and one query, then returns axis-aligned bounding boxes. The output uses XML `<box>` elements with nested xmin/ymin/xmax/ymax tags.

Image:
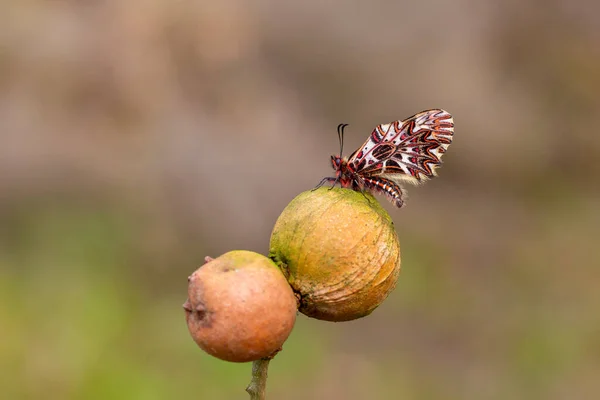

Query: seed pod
<box><xmin>184</xmin><ymin>250</ymin><xmax>297</xmax><ymax>362</ymax></box>
<box><xmin>269</xmin><ymin>188</ymin><xmax>401</xmax><ymax>322</ymax></box>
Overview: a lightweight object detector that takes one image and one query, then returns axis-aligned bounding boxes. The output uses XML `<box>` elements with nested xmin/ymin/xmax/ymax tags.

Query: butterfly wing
<box><xmin>348</xmin><ymin>109</ymin><xmax>454</xmax><ymax>185</ymax></box>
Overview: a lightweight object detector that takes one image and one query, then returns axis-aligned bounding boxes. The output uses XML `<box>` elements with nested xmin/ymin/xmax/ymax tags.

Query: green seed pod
<box><xmin>269</xmin><ymin>188</ymin><xmax>401</xmax><ymax>322</ymax></box>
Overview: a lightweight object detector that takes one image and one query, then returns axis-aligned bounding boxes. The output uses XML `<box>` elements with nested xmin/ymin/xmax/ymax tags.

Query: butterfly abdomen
<box><xmin>363</xmin><ymin>177</ymin><xmax>405</xmax><ymax>208</ymax></box>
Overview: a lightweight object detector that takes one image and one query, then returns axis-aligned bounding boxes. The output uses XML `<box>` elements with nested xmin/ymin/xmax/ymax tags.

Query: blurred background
<box><xmin>1</xmin><ymin>0</ymin><xmax>599</xmax><ymax>399</ymax></box>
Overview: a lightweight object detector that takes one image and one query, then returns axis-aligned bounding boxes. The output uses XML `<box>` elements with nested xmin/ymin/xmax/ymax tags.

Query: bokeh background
<box><xmin>1</xmin><ymin>0</ymin><xmax>599</xmax><ymax>399</ymax></box>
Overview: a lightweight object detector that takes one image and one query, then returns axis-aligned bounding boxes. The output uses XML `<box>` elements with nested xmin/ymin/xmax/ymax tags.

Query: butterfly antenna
<box><xmin>337</xmin><ymin>123</ymin><xmax>349</xmax><ymax>157</ymax></box>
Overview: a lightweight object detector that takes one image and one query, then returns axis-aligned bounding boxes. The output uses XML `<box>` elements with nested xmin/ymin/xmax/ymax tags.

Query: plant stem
<box><xmin>246</xmin><ymin>357</ymin><xmax>271</xmax><ymax>399</ymax></box>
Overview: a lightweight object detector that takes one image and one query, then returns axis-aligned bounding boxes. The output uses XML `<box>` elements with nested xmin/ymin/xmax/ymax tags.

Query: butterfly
<box><xmin>316</xmin><ymin>109</ymin><xmax>454</xmax><ymax>208</ymax></box>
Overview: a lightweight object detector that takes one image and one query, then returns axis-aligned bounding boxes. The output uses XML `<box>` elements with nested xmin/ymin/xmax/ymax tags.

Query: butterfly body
<box><xmin>318</xmin><ymin>109</ymin><xmax>454</xmax><ymax>208</ymax></box>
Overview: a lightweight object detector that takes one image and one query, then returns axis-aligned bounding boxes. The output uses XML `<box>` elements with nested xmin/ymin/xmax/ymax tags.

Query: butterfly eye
<box><xmin>330</xmin><ymin>156</ymin><xmax>341</xmax><ymax>170</ymax></box>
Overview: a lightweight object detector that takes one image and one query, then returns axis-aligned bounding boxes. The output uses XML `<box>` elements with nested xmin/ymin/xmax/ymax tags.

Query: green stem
<box><xmin>245</xmin><ymin>357</ymin><xmax>271</xmax><ymax>400</ymax></box>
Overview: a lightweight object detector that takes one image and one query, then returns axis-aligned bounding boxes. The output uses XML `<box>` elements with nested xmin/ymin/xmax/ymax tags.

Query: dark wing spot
<box><xmin>371</xmin><ymin>144</ymin><xmax>395</xmax><ymax>160</ymax></box>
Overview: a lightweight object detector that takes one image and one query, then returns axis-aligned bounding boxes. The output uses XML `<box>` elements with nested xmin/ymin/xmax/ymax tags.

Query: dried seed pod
<box><xmin>184</xmin><ymin>250</ymin><xmax>297</xmax><ymax>362</ymax></box>
<box><xmin>269</xmin><ymin>188</ymin><xmax>401</xmax><ymax>322</ymax></box>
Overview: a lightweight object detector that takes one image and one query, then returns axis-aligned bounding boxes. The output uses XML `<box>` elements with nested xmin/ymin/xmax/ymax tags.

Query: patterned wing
<box><xmin>348</xmin><ymin>109</ymin><xmax>454</xmax><ymax>184</ymax></box>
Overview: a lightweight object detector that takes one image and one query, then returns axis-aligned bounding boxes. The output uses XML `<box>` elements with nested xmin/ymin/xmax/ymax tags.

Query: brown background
<box><xmin>1</xmin><ymin>1</ymin><xmax>599</xmax><ymax>399</ymax></box>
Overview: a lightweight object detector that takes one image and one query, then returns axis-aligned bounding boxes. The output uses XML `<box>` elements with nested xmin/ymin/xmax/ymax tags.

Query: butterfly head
<box><xmin>330</xmin><ymin>155</ymin><xmax>342</xmax><ymax>171</ymax></box>
<box><xmin>330</xmin><ymin>155</ymin><xmax>351</xmax><ymax>183</ymax></box>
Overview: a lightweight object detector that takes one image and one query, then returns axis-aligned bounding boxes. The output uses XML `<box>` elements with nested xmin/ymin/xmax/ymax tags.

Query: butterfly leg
<box><xmin>312</xmin><ymin>177</ymin><xmax>337</xmax><ymax>191</ymax></box>
<box><xmin>359</xmin><ymin>189</ymin><xmax>373</xmax><ymax>204</ymax></box>
<box><xmin>328</xmin><ymin>176</ymin><xmax>341</xmax><ymax>190</ymax></box>
<box><xmin>352</xmin><ymin>179</ymin><xmax>373</xmax><ymax>204</ymax></box>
